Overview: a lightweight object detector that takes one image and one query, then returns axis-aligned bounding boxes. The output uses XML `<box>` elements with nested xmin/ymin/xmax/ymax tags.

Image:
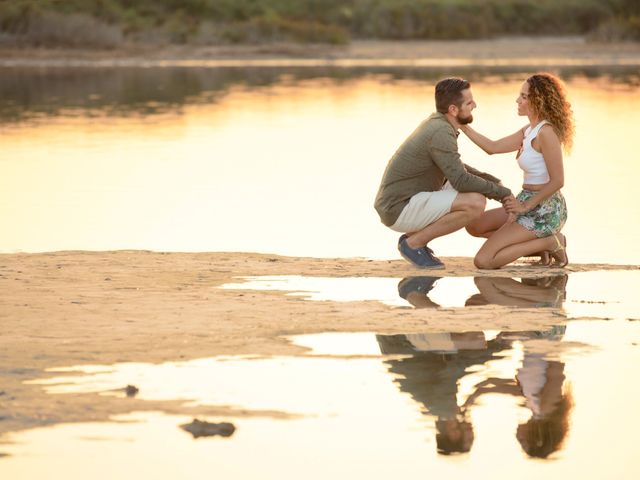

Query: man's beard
<box><xmin>457</xmin><ymin>113</ymin><xmax>473</xmax><ymax>125</ymax></box>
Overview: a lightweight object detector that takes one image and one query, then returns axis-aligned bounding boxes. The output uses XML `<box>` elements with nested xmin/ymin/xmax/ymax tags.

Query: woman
<box><xmin>461</xmin><ymin>72</ymin><xmax>574</xmax><ymax>269</ymax></box>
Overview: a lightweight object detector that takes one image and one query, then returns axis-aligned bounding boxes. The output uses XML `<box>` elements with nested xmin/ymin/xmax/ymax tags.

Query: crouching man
<box><xmin>374</xmin><ymin>77</ymin><xmax>511</xmax><ymax>268</ymax></box>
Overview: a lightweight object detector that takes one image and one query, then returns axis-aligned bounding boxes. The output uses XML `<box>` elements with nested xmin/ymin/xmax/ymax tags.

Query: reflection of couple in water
<box><xmin>398</xmin><ymin>274</ymin><xmax>567</xmax><ymax>309</ymax></box>
<box><xmin>375</xmin><ymin>73</ymin><xmax>573</xmax><ymax>270</ymax></box>
<box><xmin>381</xmin><ymin>274</ymin><xmax>572</xmax><ymax>457</ymax></box>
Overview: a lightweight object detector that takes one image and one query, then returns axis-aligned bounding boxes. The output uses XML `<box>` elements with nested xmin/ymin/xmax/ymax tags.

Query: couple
<box><xmin>374</xmin><ymin>74</ymin><xmax>574</xmax><ymax>269</ymax></box>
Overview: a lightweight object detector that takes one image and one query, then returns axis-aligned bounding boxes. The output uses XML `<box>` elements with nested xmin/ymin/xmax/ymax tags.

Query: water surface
<box><xmin>1</xmin><ymin>66</ymin><xmax>639</xmax><ymax>264</ymax></box>
<box><xmin>2</xmin><ymin>270</ymin><xmax>640</xmax><ymax>478</ymax></box>
<box><xmin>2</xmin><ymin>321</ymin><xmax>639</xmax><ymax>479</ymax></box>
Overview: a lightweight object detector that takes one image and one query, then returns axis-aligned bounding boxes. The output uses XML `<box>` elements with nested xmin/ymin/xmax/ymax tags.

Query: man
<box><xmin>374</xmin><ymin>77</ymin><xmax>511</xmax><ymax>268</ymax></box>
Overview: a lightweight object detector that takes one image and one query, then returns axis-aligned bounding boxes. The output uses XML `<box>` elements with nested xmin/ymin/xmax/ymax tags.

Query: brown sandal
<box><xmin>550</xmin><ymin>234</ymin><xmax>568</xmax><ymax>268</ymax></box>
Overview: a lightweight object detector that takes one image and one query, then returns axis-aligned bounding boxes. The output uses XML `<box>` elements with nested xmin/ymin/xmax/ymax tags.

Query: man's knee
<box><xmin>468</xmin><ymin>193</ymin><xmax>487</xmax><ymax>214</ymax></box>
<box><xmin>456</xmin><ymin>193</ymin><xmax>486</xmax><ymax>217</ymax></box>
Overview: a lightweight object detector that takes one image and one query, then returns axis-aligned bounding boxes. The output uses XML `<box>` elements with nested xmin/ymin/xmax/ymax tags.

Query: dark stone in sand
<box><xmin>180</xmin><ymin>419</ymin><xmax>236</xmax><ymax>438</ymax></box>
<box><xmin>124</xmin><ymin>385</ymin><xmax>139</xmax><ymax>397</ymax></box>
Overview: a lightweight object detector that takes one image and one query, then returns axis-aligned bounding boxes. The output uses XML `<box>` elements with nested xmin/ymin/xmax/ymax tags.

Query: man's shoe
<box><xmin>399</xmin><ymin>235</ymin><xmax>436</xmax><ymax>255</ymax></box>
<box><xmin>397</xmin><ymin>276</ymin><xmax>440</xmax><ymax>300</ymax></box>
<box><xmin>398</xmin><ymin>238</ymin><xmax>445</xmax><ymax>269</ymax></box>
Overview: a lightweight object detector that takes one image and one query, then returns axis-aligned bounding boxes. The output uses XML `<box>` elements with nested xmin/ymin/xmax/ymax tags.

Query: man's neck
<box><xmin>444</xmin><ymin>112</ymin><xmax>460</xmax><ymax>131</ymax></box>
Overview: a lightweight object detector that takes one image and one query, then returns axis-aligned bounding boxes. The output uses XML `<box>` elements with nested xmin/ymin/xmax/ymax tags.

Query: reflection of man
<box><xmin>374</xmin><ymin>77</ymin><xmax>511</xmax><ymax>269</ymax></box>
<box><xmin>377</xmin><ymin>332</ymin><xmax>509</xmax><ymax>455</ymax></box>
<box><xmin>389</xmin><ymin>275</ymin><xmax>573</xmax><ymax>457</ymax></box>
<box><xmin>397</xmin><ymin>276</ymin><xmax>440</xmax><ymax>308</ymax></box>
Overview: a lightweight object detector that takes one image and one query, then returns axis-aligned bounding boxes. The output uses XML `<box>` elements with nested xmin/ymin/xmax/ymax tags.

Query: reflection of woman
<box><xmin>516</xmin><ymin>357</ymin><xmax>573</xmax><ymax>458</ymax></box>
<box><xmin>466</xmin><ymin>275</ymin><xmax>568</xmax><ymax>308</ymax></box>
<box><xmin>464</xmin><ymin>328</ymin><xmax>573</xmax><ymax>459</ymax></box>
<box><xmin>461</xmin><ymin>73</ymin><xmax>574</xmax><ymax>269</ymax></box>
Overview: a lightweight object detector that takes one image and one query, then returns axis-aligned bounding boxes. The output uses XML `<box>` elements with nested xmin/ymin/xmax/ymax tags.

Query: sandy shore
<box><xmin>0</xmin><ymin>37</ymin><xmax>639</xmax><ymax>67</ymax></box>
<box><xmin>1</xmin><ymin>250</ymin><xmax>637</xmax><ymax>438</ymax></box>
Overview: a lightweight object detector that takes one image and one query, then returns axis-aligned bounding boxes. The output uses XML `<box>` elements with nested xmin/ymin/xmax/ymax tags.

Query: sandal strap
<box><xmin>551</xmin><ymin>234</ymin><xmax>564</xmax><ymax>253</ymax></box>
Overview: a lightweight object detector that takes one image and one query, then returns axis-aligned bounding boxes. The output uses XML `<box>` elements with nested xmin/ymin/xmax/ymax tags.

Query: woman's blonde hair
<box><xmin>527</xmin><ymin>73</ymin><xmax>575</xmax><ymax>153</ymax></box>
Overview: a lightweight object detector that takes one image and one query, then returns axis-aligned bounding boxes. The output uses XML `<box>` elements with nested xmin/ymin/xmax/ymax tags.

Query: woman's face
<box><xmin>516</xmin><ymin>81</ymin><xmax>530</xmax><ymax>116</ymax></box>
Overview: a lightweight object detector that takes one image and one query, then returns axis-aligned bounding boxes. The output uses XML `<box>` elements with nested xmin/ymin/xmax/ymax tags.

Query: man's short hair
<box><xmin>435</xmin><ymin>78</ymin><xmax>471</xmax><ymax>114</ymax></box>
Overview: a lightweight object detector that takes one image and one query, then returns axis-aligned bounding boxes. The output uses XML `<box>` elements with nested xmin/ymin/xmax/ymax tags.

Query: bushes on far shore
<box><xmin>0</xmin><ymin>0</ymin><xmax>638</xmax><ymax>48</ymax></box>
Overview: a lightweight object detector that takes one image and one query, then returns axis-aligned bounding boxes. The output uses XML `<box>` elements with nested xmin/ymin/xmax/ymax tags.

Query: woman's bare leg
<box><xmin>467</xmin><ymin>207</ymin><xmax>551</xmax><ymax>265</ymax></box>
<box><xmin>474</xmin><ymin>222</ymin><xmax>559</xmax><ymax>269</ymax></box>
<box><xmin>466</xmin><ymin>207</ymin><xmax>508</xmax><ymax>238</ymax></box>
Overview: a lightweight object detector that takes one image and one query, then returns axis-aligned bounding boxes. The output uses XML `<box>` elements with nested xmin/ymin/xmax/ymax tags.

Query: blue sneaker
<box><xmin>399</xmin><ymin>234</ymin><xmax>436</xmax><ymax>256</ymax></box>
<box><xmin>397</xmin><ymin>276</ymin><xmax>440</xmax><ymax>299</ymax></box>
<box><xmin>397</xmin><ymin>237</ymin><xmax>445</xmax><ymax>269</ymax></box>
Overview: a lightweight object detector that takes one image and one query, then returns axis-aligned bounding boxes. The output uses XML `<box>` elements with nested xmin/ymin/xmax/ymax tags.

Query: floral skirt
<box><xmin>516</xmin><ymin>190</ymin><xmax>567</xmax><ymax>238</ymax></box>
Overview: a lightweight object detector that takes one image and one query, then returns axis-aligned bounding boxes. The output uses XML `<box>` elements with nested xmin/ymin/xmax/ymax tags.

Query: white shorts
<box><xmin>390</xmin><ymin>182</ymin><xmax>458</xmax><ymax>233</ymax></box>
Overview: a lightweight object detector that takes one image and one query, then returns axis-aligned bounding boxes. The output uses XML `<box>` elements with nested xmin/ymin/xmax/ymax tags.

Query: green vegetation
<box><xmin>0</xmin><ymin>0</ymin><xmax>638</xmax><ymax>47</ymax></box>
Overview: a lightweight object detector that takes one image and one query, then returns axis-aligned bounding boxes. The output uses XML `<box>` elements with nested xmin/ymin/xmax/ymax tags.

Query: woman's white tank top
<box><xmin>517</xmin><ymin>120</ymin><xmax>550</xmax><ymax>184</ymax></box>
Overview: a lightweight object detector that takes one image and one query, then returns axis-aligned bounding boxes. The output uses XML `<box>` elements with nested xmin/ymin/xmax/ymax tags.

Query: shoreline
<box><xmin>1</xmin><ymin>37</ymin><xmax>639</xmax><ymax>68</ymax></box>
<box><xmin>1</xmin><ymin>250</ymin><xmax>637</xmax><ymax>438</ymax></box>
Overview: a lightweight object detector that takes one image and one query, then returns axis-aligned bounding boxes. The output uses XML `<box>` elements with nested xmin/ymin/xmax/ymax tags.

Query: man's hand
<box><xmin>501</xmin><ymin>195</ymin><xmax>520</xmax><ymax>222</ymax></box>
<box><xmin>501</xmin><ymin>194</ymin><xmax>516</xmax><ymax>206</ymax></box>
<box><xmin>503</xmin><ymin>196</ymin><xmax>529</xmax><ymax>215</ymax></box>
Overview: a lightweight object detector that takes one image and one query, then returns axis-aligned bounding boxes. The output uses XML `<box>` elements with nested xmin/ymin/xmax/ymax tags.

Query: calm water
<box><xmin>1</xmin><ymin>271</ymin><xmax>639</xmax><ymax>479</ymax></box>
<box><xmin>0</xmin><ymin>66</ymin><xmax>639</xmax><ymax>264</ymax></box>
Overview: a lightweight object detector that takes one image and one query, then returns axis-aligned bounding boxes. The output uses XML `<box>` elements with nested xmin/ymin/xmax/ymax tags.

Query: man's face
<box><xmin>455</xmin><ymin>88</ymin><xmax>476</xmax><ymax>124</ymax></box>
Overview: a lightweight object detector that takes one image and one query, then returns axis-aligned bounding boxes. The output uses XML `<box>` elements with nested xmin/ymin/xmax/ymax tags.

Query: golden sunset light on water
<box><xmin>1</xmin><ymin>75</ymin><xmax>638</xmax><ymax>264</ymax></box>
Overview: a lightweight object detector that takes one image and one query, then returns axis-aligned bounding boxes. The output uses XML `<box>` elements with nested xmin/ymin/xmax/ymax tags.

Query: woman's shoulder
<box><xmin>538</xmin><ymin>122</ymin><xmax>558</xmax><ymax>138</ymax></box>
<box><xmin>536</xmin><ymin>122</ymin><xmax>561</xmax><ymax>146</ymax></box>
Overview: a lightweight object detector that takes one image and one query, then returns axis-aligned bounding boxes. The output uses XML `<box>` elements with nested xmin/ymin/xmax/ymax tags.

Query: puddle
<box><xmin>2</xmin><ymin>271</ymin><xmax>640</xmax><ymax>478</ymax></box>
<box><xmin>221</xmin><ymin>271</ymin><xmax>640</xmax><ymax>319</ymax></box>
<box><xmin>3</xmin><ymin>318</ymin><xmax>640</xmax><ymax>478</ymax></box>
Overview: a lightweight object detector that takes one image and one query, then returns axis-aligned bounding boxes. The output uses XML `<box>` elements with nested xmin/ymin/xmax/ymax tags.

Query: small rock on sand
<box><xmin>180</xmin><ymin>419</ymin><xmax>236</xmax><ymax>438</ymax></box>
<box><xmin>124</xmin><ymin>385</ymin><xmax>139</xmax><ymax>397</ymax></box>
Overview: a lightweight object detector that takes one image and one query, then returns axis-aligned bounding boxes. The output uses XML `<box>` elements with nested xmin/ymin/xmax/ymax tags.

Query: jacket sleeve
<box><xmin>429</xmin><ymin>128</ymin><xmax>511</xmax><ymax>201</ymax></box>
<box><xmin>464</xmin><ymin>163</ymin><xmax>502</xmax><ymax>185</ymax></box>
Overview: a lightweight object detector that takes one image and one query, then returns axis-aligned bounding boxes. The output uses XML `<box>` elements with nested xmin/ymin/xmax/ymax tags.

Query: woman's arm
<box><xmin>505</xmin><ymin>125</ymin><xmax>564</xmax><ymax>214</ymax></box>
<box><xmin>460</xmin><ymin>124</ymin><xmax>526</xmax><ymax>155</ymax></box>
<box><xmin>463</xmin><ymin>378</ymin><xmax>521</xmax><ymax>408</ymax></box>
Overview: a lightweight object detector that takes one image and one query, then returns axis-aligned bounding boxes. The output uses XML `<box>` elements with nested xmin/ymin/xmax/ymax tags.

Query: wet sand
<box><xmin>1</xmin><ymin>250</ymin><xmax>637</xmax><ymax>438</ymax></box>
<box><xmin>0</xmin><ymin>37</ymin><xmax>639</xmax><ymax>67</ymax></box>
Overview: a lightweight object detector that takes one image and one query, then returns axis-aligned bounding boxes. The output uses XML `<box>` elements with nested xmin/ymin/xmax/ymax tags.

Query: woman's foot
<box><xmin>531</xmin><ymin>251</ymin><xmax>551</xmax><ymax>266</ymax></box>
<box><xmin>550</xmin><ymin>233</ymin><xmax>568</xmax><ymax>268</ymax></box>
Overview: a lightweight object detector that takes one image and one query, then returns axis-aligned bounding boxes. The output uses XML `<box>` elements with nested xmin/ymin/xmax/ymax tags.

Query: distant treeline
<box><xmin>1</xmin><ymin>0</ymin><xmax>639</xmax><ymax>47</ymax></box>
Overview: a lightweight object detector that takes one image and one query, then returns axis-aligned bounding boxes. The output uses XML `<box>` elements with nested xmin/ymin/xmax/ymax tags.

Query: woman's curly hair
<box><xmin>527</xmin><ymin>73</ymin><xmax>575</xmax><ymax>153</ymax></box>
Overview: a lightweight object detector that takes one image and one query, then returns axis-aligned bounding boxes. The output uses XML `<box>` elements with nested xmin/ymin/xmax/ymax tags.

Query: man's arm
<box><xmin>430</xmin><ymin>128</ymin><xmax>511</xmax><ymax>201</ymax></box>
<box><xmin>463</xmin><ymin>164</ymin><xmax>502</xmax><ymax>185</ymax></box>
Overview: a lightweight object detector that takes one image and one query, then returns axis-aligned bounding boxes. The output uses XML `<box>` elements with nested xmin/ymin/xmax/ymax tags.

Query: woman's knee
<box><xmin>466</xmin><ymin>223</ymin><xmax>484</xmax><ymax>237</ymax></box>
<box><xmin>474</xmin><ymin>252</ymin><xmax>498</xmax><ymax>270</ymax></box>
